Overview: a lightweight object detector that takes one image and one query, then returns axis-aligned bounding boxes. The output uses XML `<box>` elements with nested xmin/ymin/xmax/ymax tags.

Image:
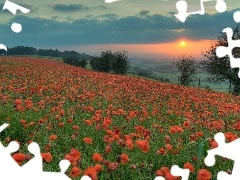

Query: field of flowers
<box><xmin>1</xmin><ymin>56</ymin><xmax>240</xmax><ymax>180</ymax></box>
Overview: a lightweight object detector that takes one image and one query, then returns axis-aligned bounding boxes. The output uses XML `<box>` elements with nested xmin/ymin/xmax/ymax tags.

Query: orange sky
<box><xmin>73</xmin><ymin>39</ymin><xmax>216</xmax><ymax>60</ymax></box>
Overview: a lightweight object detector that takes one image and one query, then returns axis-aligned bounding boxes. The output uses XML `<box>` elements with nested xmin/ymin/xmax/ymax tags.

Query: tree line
<box><xmin>0</xmin><ymin>46</ymin><xmax>130</xmax><ymax>75</ymax></box>
<box><xmin>0</xmin><ymin>46</ymin><xmax>92</xmax><ymax>60</ymax></box>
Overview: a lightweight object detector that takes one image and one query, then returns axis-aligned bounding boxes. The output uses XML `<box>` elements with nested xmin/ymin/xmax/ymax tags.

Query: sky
<box><xmin>0</xmin><ymin>0</ymin><xmax>240</xmax><ymax>59</ymax></box>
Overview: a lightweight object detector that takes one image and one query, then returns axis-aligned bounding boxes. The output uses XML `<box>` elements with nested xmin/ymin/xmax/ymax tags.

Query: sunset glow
<box><xmin>180</xmin><ymin>41</ymin><xmax>186</xmax><ymax>46</ymax></box>
<box><xmin>72</xmin><ymin>39</ymin><xmax>214</xmax><ymax>59</ymax></box>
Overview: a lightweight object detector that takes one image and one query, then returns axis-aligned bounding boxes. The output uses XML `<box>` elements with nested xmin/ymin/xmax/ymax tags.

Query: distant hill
<box><xmin>0</xmin><ymin>46</ymin><xmax>93</xmax><ymax>60</ymax></box>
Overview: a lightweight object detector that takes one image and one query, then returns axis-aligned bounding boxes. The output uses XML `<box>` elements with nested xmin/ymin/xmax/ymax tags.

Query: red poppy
<box><xmin>84</xmin><ymin>167</ymin><xmax>98</xmax><ymax>180</ymax></box>
<box><xmin>69</xmin><ymin>167</ymin><xmax>81</xmax><ymax>178</ymax></box>
<box><xmin>12</xmin><ymin>153</ymin><xmax>25</xmax><ymax>164</ymax></box>
<box><xmin>41</xmin><ymin>152</ymin><xmax>52</xmax><ymax>162</ymax></box>
<box><xmin>120</xmin><ymin>153</ymin><xmax>130</xmax><ymax>164</ymax></box>
<box><xmin>92</xmin><ymin>153</ymin><xmax>103</xmax><ymax>162</ymax></box>
<box><xmin>70</xmin><ymin>149</ymin><xmax>81</xmax><ymax>160</ymax></box>
<box><xmin>197</xmin><ymin>169</ymin><xmax>212</xmax><ymax>180</ymax></box>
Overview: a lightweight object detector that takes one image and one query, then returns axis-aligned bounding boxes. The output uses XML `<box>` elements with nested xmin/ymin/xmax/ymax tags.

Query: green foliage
<box><xmin>3</xmin><ymin>46</ymin><xmax>93</xmax><ymax>60</ymax></box>
<box><xmin>174</xmin><ymin>54</ymin><xmax>199</xmax><ymax>86</ymax></box>
<box><xmin>98</xmin><ymin>51</ymin><xmax>112</xmax><ymax>72</ymax></box>
<box><xmin>63</xmin><ymin>56</ymin><xmax>87</xmax><ymax>68</ymax></box>
<box><xmin>7</xmin><ymin>46</ymin><xmax>37</xmax><ymax>55</ymax></box>
<box><xmin>201</xmin><ymin>23</ymin><xmax>240</xmax><ymax>95</ymax></box>
<box><xmin>79</xmin><ymin>59</ymin><xmax>87</xmax><ymax>68</ymax></box>
<box><xmin>90</xmin><ymin>56</ymin><xmax>110</xmax><ymax>72</ymax></box>
<box><xmin>89</xmin><ymin>56</ymin><xmax>99</xmax><ymax>71</ymax></box>
<box><xmin>110</xmin><ymin>50</ymin><xmax>130</xmax><ymax>75</ymax></box>
<box><xmin>90</xmin><ymin>50</ymin><xmax>130</xmax><ymax>75</ymax></box>
<box><xmin>197</xmin><ymin>138</ymin><xmax>209</xmax><ymax>170</ymax></box>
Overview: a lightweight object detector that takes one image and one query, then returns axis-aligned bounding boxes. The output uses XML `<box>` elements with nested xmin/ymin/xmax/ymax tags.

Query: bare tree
<box><xmin>201</xmin><ymin>23</ymin><xmax>240</xmax><ymax>95</ymax></box>
<box><xmin>174</xmin><ymin>54</ymin><xmax>199</xmax><ymax>86</ymax></box>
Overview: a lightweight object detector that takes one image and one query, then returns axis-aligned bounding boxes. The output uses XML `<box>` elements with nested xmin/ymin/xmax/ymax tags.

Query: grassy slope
<box><xmin>1</xmin><ymin>56</ymin><xmax>239</xmax><ymax>179</ymax></box>
<box><xmin>128</xmin><ymin>59</ymin><xmax>230</xmax><ymax>93</ymax></box>
<box><xmin>5</xmin><ymin>55</ymin><xmax>230</xmax><ymax>93</ymax></box>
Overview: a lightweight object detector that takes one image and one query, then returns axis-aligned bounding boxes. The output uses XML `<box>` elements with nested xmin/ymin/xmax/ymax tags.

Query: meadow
<box><xmin>128</xmin><ymin>58</ymin><xmax>230</xmax><ymax>93</ymax></box>
<box><xmin>1</xmin><ymin>56</ymin><xmax>240</xmax><ymax>180</ymax></box>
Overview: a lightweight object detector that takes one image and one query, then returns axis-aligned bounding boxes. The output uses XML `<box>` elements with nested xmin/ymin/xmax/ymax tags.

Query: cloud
<box><xmin>51</xmin><ymin>4</ymin><xmax>90</xmax><ymax>12</ymax></box>
<box><xmin>51</xmin><ymin>4</ymin><xmax>109</xmax><ymax>12</ymax></box>
<box><xmin>92</xmin><ymin>5</ymin><xmax>108</xmax><ymax>10</ymax></box>
<box><xmin>0</xmin><ymin>9</ymin><xmax>239</xmax><ymax>48</ymax></box>
<box><xmin>97</xmin><ymin>13</ymin><xmax>119</xmax><ymax>19</ymax></box>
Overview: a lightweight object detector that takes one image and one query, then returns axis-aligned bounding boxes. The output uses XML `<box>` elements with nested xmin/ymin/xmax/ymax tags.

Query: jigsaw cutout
<box><xmin>2</xmin><ymin>0</ymin><xmax>30</xmax><ymax>33</ymax></box>
<box><xmin>0</xmin><ymin>123</ymin><xmax>91</xmax><ymax>180</ymax></box>
<box><xmin>171</xmin><ymin>165</ymin><xmax>190</xmax><ymax>180</ymax></box>
<box><xmin>204</xmin><ymin>132</ymin><xmax>240</xmax><ymax>179</ymax></box>
<box><xmin>81</xmin><ymin>176</ymin><xmax>92</xmax><ymax>180</ymax></box>
<box><xmin>154</xmin><ymin>131</ymin><xmax>240</xmax><ymax>180</ymax></box>
<box><xmin>175</xmin><ymin>0</ymin><xmax>227</xmax><ymax>22</ymax></box>
<box><xmin>105</xmin><ymin>0</ymin><xmax>120</xmax><ymax>3</ymax></box>
<box><xmin>215</xmin><ymin>28</ymin><xmax>240</xmax><ymax>78</ymax></box>
<box><xmin>154</xmin><ymin>177</ymin><xmax>165</xmax><ymax>180</ymax></box>
<box><xmin>154</xmin><ymin>165</ymin><xmax>190</xmax><ymax>180</ymax></box>
<box><xmin>233</xmin><ymin>11</ymin><xmax>240</xmax><ymax>23</ymax></box>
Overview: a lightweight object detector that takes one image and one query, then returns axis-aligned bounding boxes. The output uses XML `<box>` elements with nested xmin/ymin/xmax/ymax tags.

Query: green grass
<box><xmin>0</xmin><ymin>56</ymin><xmax>239</xmax><ymax>179</ymax></box>
<box><xmin>4</xmin><ymin>55</ymin><xmax>63</xmax><ymax>61</ymax></box>
<box><xmin>129</xmin><ymin>59</ymin><xmax>230</xmax><ymax>93</ymax></box>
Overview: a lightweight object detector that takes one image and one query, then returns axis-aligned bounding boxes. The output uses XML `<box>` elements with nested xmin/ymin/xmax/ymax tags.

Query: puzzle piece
<box><xmin>0</xmin><ymin>123</ymin><xmax>9</xmax><ymax>133</ymax></box>
<box><xmin>0</xmin><ymin>125</ymin><xmax>42</xmax><ymax>176</ymax></box>
<box><xmin>0</xmin><ymin>123</ymin><xmax>21</xmax><ymax>175</ymax></box>
<box><xmin>36</xmin><ymin>160</ymin><xmax>71</xmax><ymax>180</ymax></box>
<box><xmin>0</xmin><ymin>122</ymin><xmax>92</xmax><ymax>180</ymax></box>
<box><xmin>154</xmin><ymin>165</ymin><xmax>190</xmax><ymax>180</ymax></box>
<box><xmin>0</xmin><ymin>124</ymin><xmax>25</xmax><ymax>177</ymax></box>
<box><xmin>204</xmin><ymin>132</ymin><xmax>240</xmax><ymax>179</ymax></box>
<box><xmin>0</xmin><ymin>44</ymin><xmax>7</xmax><ymax>51</ymax></box>
<box><xmin>0</xmin><ymin>141</ymin><xmax>22</xmax><ymax>176</ymax></box>
<box><xmin>171</xmin><ymin>165</ymin><xmax>190</xmax><ymax>180</ymax></box>
<box><xmin>233</xmin><ymin>11</ymin><xmax>240</xmax><ymax>23</ymax></box>
<box><xmin>80</xmin><ymin>176</ymin><xmax>92</xmax><ymax>180</ymax></box>
<box><xmin>2</xmin><ymin>0</ymin><xmax>30</xmax><ymax>15</ymax></box>
<box><xmin>215</xmin><ymin>28</ymin><xmax>240</xmax><ymax>78</ymax></box>
<box><xmin>175</xmin><ymin>0</ymin><xmax>227</xmax><ymax>22</ymax></box>
<box><xmin>21</xmin><ymin>142</ymin><xmax>43</xmax><ymax>174</ymax></box>
<box><xmin>0</xmin><ymin>1</ymin><xmax>31</xmax><ymax>52</ymax></box>
<box><xmin>105</xmin><ymin>0</ymin><xmax>120</xmax><ymax>3</ymax></box>
<box><xmin>2</xmin><ymin>0</ymin><xmax>30</xmax><ymax>33</ymax></box>
<box><xmin>154</xmin><ymin>177</ymin><xmax>165</xmax><ymax>180</ymax></box>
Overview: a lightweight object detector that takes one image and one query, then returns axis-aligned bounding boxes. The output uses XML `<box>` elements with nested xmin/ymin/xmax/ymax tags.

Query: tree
<box><xmin>89</xmin><ymin>50</ymin><xmax>130</xmax><ymax>75</ymax></box>
<box><xmin>98</xmin><ymin>51</ymin><xmax>113</xmax><ymax>72</ymax></box>
<box><xmin>174</xmin><ymin>54</ymin><xmax>199</xmax><ymax>86</ymax></box>
<box><xmin>63</xmin><ymin>56</ymin><xmax>81</xmax><ymax>67</ymax></box>
<box><xmin>110</xmin><ymin>50</ymin><xmax>130</xmax><ymax>75</ymax></box>
<box><xmin>90</xmin><ymin>56</ymin><xmax>99</xmax><ymax>71</ymax></box>
<box><xmin>201</xmin><ymin>23</ymin><xmax>240</xmax><ymax>95</ymax></box>
<box><xmin>79</xmin><ymin>59</ymin><xmax>87</xmax><ymax>68</ymax></box>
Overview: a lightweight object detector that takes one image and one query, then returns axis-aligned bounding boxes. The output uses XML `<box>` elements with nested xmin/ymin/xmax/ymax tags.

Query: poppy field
<box><xmin>1</xmin><ymin>56</ymin><xmax>240</xmax><ymax>180</ymax></box>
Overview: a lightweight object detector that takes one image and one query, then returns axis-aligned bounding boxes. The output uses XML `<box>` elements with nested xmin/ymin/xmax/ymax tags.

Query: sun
<box><xmin>180</xmin><ymin>41</ymin><xmax>186</xmax><ymax>46</ymax></box>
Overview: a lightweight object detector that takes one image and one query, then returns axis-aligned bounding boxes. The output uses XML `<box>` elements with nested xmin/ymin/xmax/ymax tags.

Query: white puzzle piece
<box><xmin>175</xmin><ymin>0</ymin><xmax>227</xmax><ymax>22</ymax></box>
